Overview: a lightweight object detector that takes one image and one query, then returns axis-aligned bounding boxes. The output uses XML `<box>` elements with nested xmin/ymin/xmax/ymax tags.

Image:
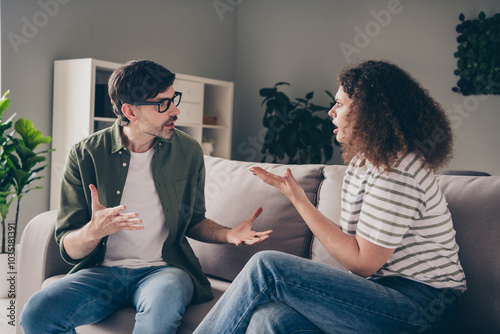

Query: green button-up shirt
<box><xmin>55</xmin><ymin>122</ymin><xmax>213</xmax><ymax>304</ymax></box>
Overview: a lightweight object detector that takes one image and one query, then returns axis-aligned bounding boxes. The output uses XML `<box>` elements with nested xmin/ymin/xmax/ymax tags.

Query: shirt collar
<box><xmin>111</xmin><ymin>121</ymin><xmax>126</xmax><ymax>154</ymax></box>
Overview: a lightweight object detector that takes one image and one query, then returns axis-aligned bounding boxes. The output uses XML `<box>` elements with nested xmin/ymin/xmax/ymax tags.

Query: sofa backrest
<box><xmin>435</xmin><ymin>175</ymin><xmax>500</xmax><ymax>333</ymax></box>
<box><xmin>310</xmin><ymin>165</ymin><xmax>349</xmax><ymax>271</ymax></box>
<box><xmin>188</xmin><ymin>156</ymin><xmax>324</xmax><ymax>281</ymax></box>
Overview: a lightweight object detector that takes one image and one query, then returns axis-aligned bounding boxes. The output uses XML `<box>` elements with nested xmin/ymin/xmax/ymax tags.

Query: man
<box><xmin>20</xmin><ymin>60</ymin><xmax>272</xmax><ymax>333</ymax></box>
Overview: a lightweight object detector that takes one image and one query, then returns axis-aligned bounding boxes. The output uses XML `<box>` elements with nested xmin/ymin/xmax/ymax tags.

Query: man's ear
<box><xmin>122</xmin><ymin>103</ymin><xmax>137</xmax><ymax>122</ymax></box>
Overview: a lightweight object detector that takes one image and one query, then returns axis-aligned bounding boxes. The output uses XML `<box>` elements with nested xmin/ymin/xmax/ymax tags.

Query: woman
<box><xmin>194</xmin><ymin>60</ymin><xmax>466</xmax><ymax>334</ymax></box>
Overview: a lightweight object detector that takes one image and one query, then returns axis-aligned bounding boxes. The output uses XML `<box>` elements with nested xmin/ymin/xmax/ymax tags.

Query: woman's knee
<box><xmin>248</xmin><ymin>250</ymin><xmax>293</xmax><ymax>269</ymax></box>
<box><xmin>246</xmin><ymin>251</ymin><xmax>301</xmax><ymax>278</ymax></box>
<box><xmin>247</xmin><ymin>302</ymin><xmax>321</xmax><ymax>334</ymax></box>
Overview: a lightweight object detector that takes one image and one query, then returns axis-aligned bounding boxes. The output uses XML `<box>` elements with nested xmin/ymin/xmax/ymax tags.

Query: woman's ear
<box><xmin>122</xmin><ymin>103</ymin><xmax>137</xmax><ymax>122</ymax></box>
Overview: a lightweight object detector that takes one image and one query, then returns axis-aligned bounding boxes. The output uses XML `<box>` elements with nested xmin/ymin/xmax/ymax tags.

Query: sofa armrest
<box><xmin>16</xmin><ymin>210</ymin><xmax>72</xmax><ymax>333</ymax></box>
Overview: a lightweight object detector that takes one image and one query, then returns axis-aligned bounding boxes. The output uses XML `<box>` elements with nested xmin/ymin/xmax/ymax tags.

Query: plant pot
<box><xmin>202</xmin><ymin>142</ymin><xmax>214</xmax><ymax>156</ymax></box>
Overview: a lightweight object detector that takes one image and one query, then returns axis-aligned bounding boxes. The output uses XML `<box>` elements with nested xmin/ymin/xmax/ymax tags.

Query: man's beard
<box><xmin>139</xmin><ymin>115</ymin><xmax>177</xmax><ymax>140</ymax></box>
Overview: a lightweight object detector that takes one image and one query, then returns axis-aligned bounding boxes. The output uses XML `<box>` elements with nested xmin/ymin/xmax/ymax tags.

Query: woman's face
<box><xmin>328</xmin><ymin>86</ymin><xmax>353</xmax><ymax>144</ymax></box>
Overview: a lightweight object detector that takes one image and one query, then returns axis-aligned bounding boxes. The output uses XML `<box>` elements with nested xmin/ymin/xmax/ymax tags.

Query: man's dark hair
<box><xmin>108</xmin><ymin>60</ymin><xmax>176</xmax><ymax>126</ymax></box>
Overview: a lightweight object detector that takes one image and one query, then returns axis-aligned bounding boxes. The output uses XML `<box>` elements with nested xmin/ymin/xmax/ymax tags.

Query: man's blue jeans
<box><xmin>20</xmin><ymin>265</ymin><xmax>194</xmax><ymax>334</ymax></box>
<box><xmin>194</xmin><ymin>251</ymin><xmax>461</xmax><ymax>334</ymax></box>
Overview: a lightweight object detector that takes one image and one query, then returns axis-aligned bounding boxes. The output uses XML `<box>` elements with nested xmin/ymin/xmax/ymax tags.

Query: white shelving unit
<box><xmin>50</xmin><ymin>58</ymin><xmax>233</xmax><ymax>210</ymax></box>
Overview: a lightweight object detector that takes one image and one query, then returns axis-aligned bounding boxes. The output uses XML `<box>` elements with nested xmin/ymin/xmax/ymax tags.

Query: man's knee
<box><xmin>137</xmin><ymin>267</ymin><xmax>194</xmax><ymax>313</ymax></box>
<box><xmin>20</xmin><ymin>290</ymin><xmax>55</xmax><ymax>332</ymax></box>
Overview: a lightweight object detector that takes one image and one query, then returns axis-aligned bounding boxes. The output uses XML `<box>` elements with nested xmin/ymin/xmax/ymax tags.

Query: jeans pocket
<box><xmin>394</xmin><ymin>277</ymin><xmax>461</xmax><ymax>329</ymax></box>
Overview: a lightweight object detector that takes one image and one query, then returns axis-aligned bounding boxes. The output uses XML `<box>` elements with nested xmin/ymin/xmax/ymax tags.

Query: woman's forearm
<box><xmin>292</xmin><ymin>197</ymin><xmax>392</xmax><ymax>277</ymax></box>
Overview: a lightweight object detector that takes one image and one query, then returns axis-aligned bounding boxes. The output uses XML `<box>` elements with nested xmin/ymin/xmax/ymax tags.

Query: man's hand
<box><xmin>86</xmin><ymin>184</ymin><xmax>143</xmax><ymax>241</ymax></box>
<box><xmin>226</xmin><ymin>207</ymin><xmax>272</xmax><ymax>246</ymax></box>
<box><xmin>63</xmin><ymin>184</ymin><xmax>143</xmax><ymax>260</ymax></box>
<box><xmin>187</xmin><ymin>208</ymin><xmax>272</xmax><ymax>246</ymax></box>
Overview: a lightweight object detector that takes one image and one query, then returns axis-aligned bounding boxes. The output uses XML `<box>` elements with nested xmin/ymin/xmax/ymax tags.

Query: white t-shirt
<box><xmin>341</xmin><ymin>152</ymin><xmax>467</xmax><ymax>292</ymax></box>
<box><xmin>102</xmin><ymin>148</ymin><xmax>168</xmax><ymax>268</ymax></box>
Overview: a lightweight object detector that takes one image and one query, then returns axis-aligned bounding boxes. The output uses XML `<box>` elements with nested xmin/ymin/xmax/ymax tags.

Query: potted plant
<box><xmin>202</xmin><ymin>136</ymin><xmax>215</xmax><ymax>156</ymax></box>
<box><xmin>0</xmin><ymin>90</ymin><xmax>52</xmax><ymax>297</ymax></box>
<box><xmin>259</xmin><ymin>82</ymin><xmax>338</xmax><ymax>164</ymax></box>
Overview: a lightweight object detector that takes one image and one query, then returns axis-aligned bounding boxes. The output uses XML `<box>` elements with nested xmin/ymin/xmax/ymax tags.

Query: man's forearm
<box><xmin>63</xmin><ymin>224</ymin><xmax>102</xmax><ymax>260</ymax></box>
<box><xmin>187</xmin><ymin>218</ymin><xmax>230</xmax><ymax>244</ymax></box>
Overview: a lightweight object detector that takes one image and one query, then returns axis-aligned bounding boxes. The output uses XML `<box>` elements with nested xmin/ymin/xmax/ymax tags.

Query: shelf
<box><xmin>94</xmin><ymin>117</ymin><xmax>117</xmax><ymax>122</ymax></box>
<box><xmin>202</xmin><ymin>124</ymin><xmax>226</xmax><ymax>129</ymax></box>
<box><xmin>50</xmin><ymin>58</ymin><xmax>234</xmax><ymax>210</ymax></box>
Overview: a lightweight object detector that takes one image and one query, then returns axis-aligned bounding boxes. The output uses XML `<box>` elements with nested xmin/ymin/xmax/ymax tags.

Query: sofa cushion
<box><xmin>436</xmin><ymin>175</ymin><xmax>500</xmax><ymax>333</ymax></box>
<box><xmin>310</xmin><ymin>165</ymin><xmax>349</xmax><ymax>272</ymax></box>
<box><xmin>188</xmin><ymin>156</ymin><xmax>324</xmax><ymax>281</ymax></box>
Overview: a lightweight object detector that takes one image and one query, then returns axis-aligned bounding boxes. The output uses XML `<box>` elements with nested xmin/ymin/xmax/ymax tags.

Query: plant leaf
<box><xmin>259</xmin><ymin>87</ymin><xmax>277</xmax><ymax>98</ymax></box>
<box><xmin>0</xmin><ymin>91</ymin><xmax>11</xmax><ymax>115</ymax></box>
<box><xmin>14</xmin><ymin>118</ymin><xmax>52</xmax><ymax>151</ymax></box>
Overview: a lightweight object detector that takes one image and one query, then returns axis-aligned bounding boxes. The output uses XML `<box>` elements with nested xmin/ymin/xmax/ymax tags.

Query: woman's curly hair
<box><xmin>338</xmin><ymin>60</ymin><xmax>453</xmax><ymax>172</ymax></box>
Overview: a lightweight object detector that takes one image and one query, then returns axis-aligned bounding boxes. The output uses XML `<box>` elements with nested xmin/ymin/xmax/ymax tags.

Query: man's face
<box><xmin>135</xmin><ymin>86</ymin><xmax>180</xmax><ymax>140</ymax></box>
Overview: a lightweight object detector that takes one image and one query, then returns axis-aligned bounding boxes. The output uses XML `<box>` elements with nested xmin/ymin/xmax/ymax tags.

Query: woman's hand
<box><xmin>250</xmin><ymin>167</ymin><xmax>308</xmax><ymax>204</ymax></box>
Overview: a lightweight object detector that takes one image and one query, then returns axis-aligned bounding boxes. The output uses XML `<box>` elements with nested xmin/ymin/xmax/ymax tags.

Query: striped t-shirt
<box><xmin>341</xmin><ymin>153</ymin><xmax>467</xmax><ymax>291</ymax></box>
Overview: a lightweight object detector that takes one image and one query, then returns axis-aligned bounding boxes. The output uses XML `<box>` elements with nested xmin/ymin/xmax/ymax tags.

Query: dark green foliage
<box><xmin>259</xmin><ymin>82</ymin><xmax>338</xmax><ymax>164</ymax></box>
<box><xmin>453</xmin><ymin>12</ymin><xmax>500</xmax><ymax>95</ymax></box>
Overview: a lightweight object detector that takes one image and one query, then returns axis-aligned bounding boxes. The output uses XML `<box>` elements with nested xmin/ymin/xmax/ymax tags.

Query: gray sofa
<box><xmin>16</xmin><ymin>156</ymin><xmax>500</xmax><ymax>333</ymax></box>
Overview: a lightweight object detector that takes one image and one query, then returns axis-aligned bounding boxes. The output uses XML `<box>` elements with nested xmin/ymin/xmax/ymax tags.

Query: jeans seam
<box><xmin>231</xmin><ymin>281</ymin><xmax>272</xmax><ymax>334</ymax></box>
<box><xmin>283</xmin><ymin>279</ymin><xmax>421</xmax><ymax>327</ymax></box>
<box><xmin>62</xmin><ymin>296</ymin><xmax>110</xmax><ymax>330</ymax></box>
<box><xmin>126</xmin><ymin>268</ymin><xmax>133</xmax><ymax>301</ymax></box>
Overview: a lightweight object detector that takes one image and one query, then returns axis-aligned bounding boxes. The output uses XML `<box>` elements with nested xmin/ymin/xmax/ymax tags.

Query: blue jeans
<box><xmin>194</xmin><ymin>251</ymin><xmax>461</xmax><ymax>334</ymax></box>
<box><xmin>20</xmin><ymin>265</ymin><xmax>194</xmax><ymax>334</ymax></box>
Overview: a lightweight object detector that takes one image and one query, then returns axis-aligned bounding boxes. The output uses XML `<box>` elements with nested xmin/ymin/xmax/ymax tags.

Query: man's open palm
<box><xmin>87</xmin><ymin>184</ymin><xmax>143</xmax><ymax>239</ymax></box>
<box><xmin>226</xmin><ymin>207</ymin><xmax>272</xmax><ymax>246</ymax></box>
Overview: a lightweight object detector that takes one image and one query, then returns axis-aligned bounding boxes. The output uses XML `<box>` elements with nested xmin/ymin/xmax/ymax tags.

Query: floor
<box><xmin>0</xmin><ymin>298</ymin><xmax>16</xmax><ymax>333</ymax></box>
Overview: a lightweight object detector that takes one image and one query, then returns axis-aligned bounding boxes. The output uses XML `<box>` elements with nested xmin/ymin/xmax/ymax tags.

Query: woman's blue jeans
<box><xmin>20</xmin><ymin>265</ymin><xmax>194</xmax><ymax>334</ymax></box>
<box><xmin>194</xmin><ymin>251</ymin><xmax>461</xmax><ymax>334</ymax></box>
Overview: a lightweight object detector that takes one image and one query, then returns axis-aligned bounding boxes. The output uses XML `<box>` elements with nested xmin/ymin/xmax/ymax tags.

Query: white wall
<box><xmin>231</xmin><ymin>0</ymin><xmax>500</xmax><ymax>175</ymax></box>
<box><xmin>2</xmin><ymin>0</ymin><xmax>500</xmax><ymax>240</ymax></box>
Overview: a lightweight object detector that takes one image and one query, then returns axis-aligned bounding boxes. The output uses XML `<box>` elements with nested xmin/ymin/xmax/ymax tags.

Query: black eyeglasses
<box><xmin>133</xmin><ymin>91</ymin><xmax>182</xmax><ymax>113</ymax></box>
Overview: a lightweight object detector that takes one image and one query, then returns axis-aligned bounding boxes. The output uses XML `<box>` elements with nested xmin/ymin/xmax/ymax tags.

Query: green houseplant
<box><xmin>452</xmin><ymin>11</ymin><xmax>500</xmax><ymax>95</ymax></box>
<box><xmin>259</xmin><ymin>82</ymin><xmax>337</xmax><ymax>164</ymax></box>
<box><xmin>0</xmin><ymin>90</ymin><xmax>52</xmax><ymax>256</ymax></box>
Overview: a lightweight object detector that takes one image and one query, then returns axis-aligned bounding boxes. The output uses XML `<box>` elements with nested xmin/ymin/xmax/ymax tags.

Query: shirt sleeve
<box><xmin>356</xmin><ymin>170</ymin><xmax>427</xmax><ymax>248</ymax></box>
<box><xmin>55</xmin><ymin>145</ymin><xmax>93</xmax><ymax>265</ymax></box>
